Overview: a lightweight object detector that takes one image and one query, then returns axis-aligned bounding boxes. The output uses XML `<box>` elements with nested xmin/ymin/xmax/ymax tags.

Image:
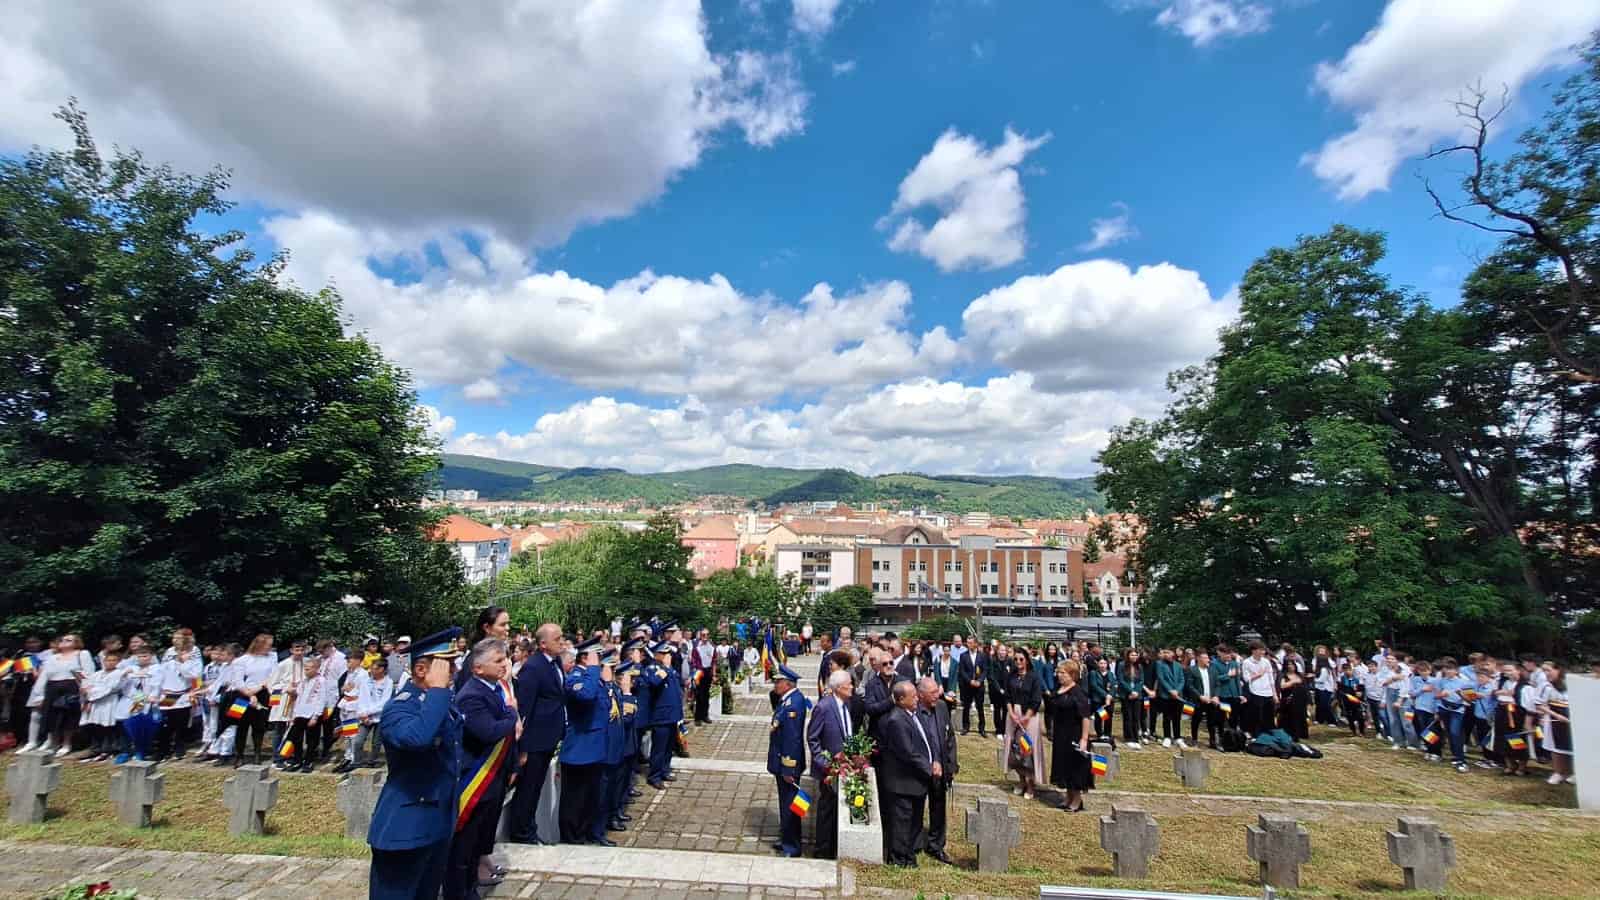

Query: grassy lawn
<box><xmin>0</xmin><ymin>758</ymin><xmax>365</xmax><ymax>859</ymax></box>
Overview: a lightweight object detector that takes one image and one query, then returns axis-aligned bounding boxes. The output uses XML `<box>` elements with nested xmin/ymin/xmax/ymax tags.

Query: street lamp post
<box><xmin>959</xmin><ymin>535</ymin><xmax>995</xmax><ymax>642</ymax></box>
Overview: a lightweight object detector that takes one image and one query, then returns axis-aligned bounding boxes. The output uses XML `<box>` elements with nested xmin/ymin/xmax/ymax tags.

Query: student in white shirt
<box><xmin>116</xmin><ymin>648</ymin><xmax>163</xmax><ymax>762</ymax></box>
<box><xmin>200</xmin><ymin>645</ymin><xmax>235</xmax><ymax>760</ymax></box>
<box><xmin>154</xmin><ymin>629</ymin><xmax>203</xmax><ymax>760</ymax></box>
<box><xmin>1238</xmin><ymin>641</ymin><xmax>1277</xmax><ymax>736</ymax></box>
<box><xmin>279</xmin><ymin>657</ymin><xmax>326</xmax><ymax>773</ymax></box>
<box><xmin>339</xmin><ymin>658</ymin><xmax>392</xmax><ymax>770</ymax></box>
<box><xmin>78</xmin><ymin>652</ymin><xmax>125</xmax><ymax>762</ymax></box>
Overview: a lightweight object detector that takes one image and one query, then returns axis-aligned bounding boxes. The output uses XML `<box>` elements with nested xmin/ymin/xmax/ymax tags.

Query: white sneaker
<box><xmin>53</xmin><ymin>746</ymin><xmax>69</xmax><ymax>758</ymax></box>
<box><xmin>1161</xmin><ymin>738</ymin><xmax>1172</xmax><ymax>748</ymax></box>
<box><xmin>1564</xmin><ymin>775</ymin><xmax>1576</xmax><ymax>786</ymax></box>
<box><xmin>18</xmin><ymin>742</ymin><xmax>37</xmax><ymax>753</ymax></box>
<box><xmin>1012</xmin><ymin>787</ymin><xmax>1023</xmax><ymax>796</ymax></box>
<box><xmin>1176</xmin><ymin>739</ymin><xmax>1189</xmax><ymax>749</ymax></box>
<box><xmin>1547</xmin><ymin>773</ymin><xmax>1564</xmax><ymax>785</ymax></box>
<box><xmin>38</xmin><ymin>742</ymin><xmax>55</xmax><ymax>754</ymax></box>
<box><xmin>1126</xmin><ymin>741</ymin><xmax>1141</xmax><ymax>750</ymax></box>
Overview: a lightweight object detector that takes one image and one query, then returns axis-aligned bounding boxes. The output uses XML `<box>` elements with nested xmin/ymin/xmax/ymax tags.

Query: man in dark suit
<box><xmin>987</xmin><ymin>643</ymin><xmax>1013</xmax><ymax>740</ymax></box>
<box><xmin>807</xmin><ymin>668</ymin><xmax>857</xmax><ymax>859</ymax></box>
<box><xmin>915</xmin><ymin>676</ymin><xmax>958</xmax><ymax>864</ymax></box>
<box><xmin>893</xmin><ymin>638</ymin><xmax>918</xmax><ymax>684</ymax></box>
<box><xmin>877</xmin><ymin>681</ymin><xmax>938</xmax><ymax>867</ymax></box>
<box><xmin>508</xmin><ymin>623</ymin><xmax>566</xmax><ymax>844</ymax></box>
<box><xmin>958</xmin><ymin>637</ymin><xmax>988</xmax><ymax>736</ymax></box>
<box><xmin>446</xmin><ymin>638</ymin><xmax>520</xmax><ymax>900</ymax></box>
<box><xmin>862</xmin><ymin>649</ymin><xmax>896</xmax><ymax>740</ymax></box>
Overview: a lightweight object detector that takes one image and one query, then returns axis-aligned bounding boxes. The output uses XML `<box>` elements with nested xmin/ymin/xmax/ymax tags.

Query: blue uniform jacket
<box><xmin>631</xmin><ymin>670</ymin><xmax>654</xmax><ymax>728</ymax></box>
<box><xmin>514</xmin><ymin>652</ymin><xmax>566</xmax><ymax>754</ymax></box>
<box><xmin>559</xmin><ymin>665</ymin><xmax>606</xmax><ymax>765</ymax></box>
<box><xmin>603</xmin><ymin>680</ymin><xmax>630</xmax><ymax>766</ymax></box>
<box><xmin>369</xmin><ymin>684</ymin><xmax>462</xmax><ymax>850</ymax></box>
<box><xmin>767</xmin><ymin>688</ymin><xmax>810</xmax><ymax>779</ymax></box>
<box><xmin>619</xmin><ymin>686</ymin><xmax>639</xmax><ymax>758</ymax></box>
<box><xmin>455</xmin><ymin>676</ymin><xmax>518</xmax><ymax>796</ymax></box>
<box><xmin>642</xmin><ymin>662</ymin><xmax>683</xmax><ymax>727</ymax></box>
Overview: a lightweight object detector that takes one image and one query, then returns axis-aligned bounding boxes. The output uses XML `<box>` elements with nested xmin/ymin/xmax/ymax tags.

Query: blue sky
<box><xmin>5</xmin><ymin>0</ymin><xmax>1597</xmax><ymax>476</ymax></box>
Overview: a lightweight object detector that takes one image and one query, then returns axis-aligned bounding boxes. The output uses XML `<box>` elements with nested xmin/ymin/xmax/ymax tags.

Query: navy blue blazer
<box><xmin>455</xmin><ymin>676</ymin><xmax>518</xmax><ymax>796</ymax></box>
<box><xmin>369</xmin><ymin>684</ymin><xmax>462</xmax><ymax>850</ymax></box>
<box><xmin>806</xmin><ymin>693</ymin><xmax>855</xmax><ymax>779</ymax></box>
<box><xmin>559</xmin><ymin>664</ymin><xmax>606</xmax><ymax>766</ymax></box>
<box><xmin>641</xmin><ymin>661</ymin><xmax>683</xmax><ymax>727</ymax></box>
<box><xmin>768</xmin><ymin>688</ymin><xmax>810</xmax><ymax>779</ymax></box>
<box><xmin>515</xmin><ymin>652</ymin><xmax>566</xmax><ymax>754</ymax></box>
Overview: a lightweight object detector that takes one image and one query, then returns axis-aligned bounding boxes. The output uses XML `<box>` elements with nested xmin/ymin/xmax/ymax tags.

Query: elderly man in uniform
<box><xmin>642</xmin><ymin>641</ymin><xmax>683</xmax><ymax>790</ymax></box>
<box><xmin>768</xmin><ymin>664</ymin><xmax>811</xmax><ymax>858</ymax></box>
<box><xmin>588</xmin><ymin>647</ymin><xmax>628</xmax><ymax>846</ymax></box>
<box><xmin>557</xmin><ymin>637</ymin><xmax>607</xmax><ymax>844</ymax></box>
<box><xmin>367</xmin><ymin>628</ymin><xmax>464</xmax><ymax>900</ymax></box>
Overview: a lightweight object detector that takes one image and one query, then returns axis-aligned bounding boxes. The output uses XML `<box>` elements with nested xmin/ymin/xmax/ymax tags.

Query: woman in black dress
<box><xmin>1048</xmin><ymin>658</ymin><xmax>1094</xmax><ymax>812</ymax></box>
<box><xmin>1277</xmin><ymin>652</ymin><xmax>1309</xmax><ymax>741</ymax></box>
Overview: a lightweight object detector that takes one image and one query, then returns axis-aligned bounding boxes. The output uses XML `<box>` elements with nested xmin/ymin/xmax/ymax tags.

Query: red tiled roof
<box><xmin>430</xmin><ymin>514</ymin><xmax>509</xmax><ymax>544</ymax></box>
<box><xmin>683</xmin><ymin>518</ymin><xmax>738</xmax><ymax>541</ymax></box>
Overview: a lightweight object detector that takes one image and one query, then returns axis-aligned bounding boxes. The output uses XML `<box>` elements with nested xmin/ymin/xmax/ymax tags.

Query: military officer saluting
<box><xmin>641</xmin><ymin>641</ymin><xmax>683</xmax><ymax>790</ymax></box>
<box><xmin>367</xmin><ymin>628</ymin><xmax>465</xmax><ymax>900</ymax></box>
<box><xmin>557</xmin><ymin>637</ymin><xmax>607</xmax><ymax>844</ymax></box>
<box><xmin>589</xmin><ymin>647</ymin><xmax>628</xmax><ymax>845</ymax></box>
<box><xmin>769</xmin><ymin>664</ymin><xmax>811</xmax><ymax>858</ymax></box>
<box><xmin>609</xmin><ymin>657</ymin><xmax>641</xmax><ymax>832</ymax></box>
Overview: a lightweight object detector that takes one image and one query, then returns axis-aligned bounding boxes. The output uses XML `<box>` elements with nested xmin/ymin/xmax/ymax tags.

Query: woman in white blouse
<box><xmin>33</xmin><ymin>633</ymin><xmax>96</xmax><ymax>756</ymax></box>
<box><xmin>216</xmin><ymin>633</ymin><xmax>277</xmax><ymax>767</ymax></box>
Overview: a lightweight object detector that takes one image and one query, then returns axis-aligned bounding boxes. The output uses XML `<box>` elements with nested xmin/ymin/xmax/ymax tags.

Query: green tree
<box><xmin>0</xmin><ymin>107</ymin><xmax>455</xmax><ymax>641</ymax></box>
<box><xmin>810</xmin><ymin>584</ymin><xmax>875</xmax><ymax>636</ymax></box>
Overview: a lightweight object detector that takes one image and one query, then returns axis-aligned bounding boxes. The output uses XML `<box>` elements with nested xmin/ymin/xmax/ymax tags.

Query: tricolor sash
<box><xmin>456</xmin><ymin>737</ymin><xmax>511</xmax><ymax>832</ymax></box>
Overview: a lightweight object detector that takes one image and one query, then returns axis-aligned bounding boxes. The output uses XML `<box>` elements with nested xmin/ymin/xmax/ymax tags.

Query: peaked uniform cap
<box><xmin>412</xmin><ymin>627</ymin><xmax>463</xmax><ymax>660</ymax></box>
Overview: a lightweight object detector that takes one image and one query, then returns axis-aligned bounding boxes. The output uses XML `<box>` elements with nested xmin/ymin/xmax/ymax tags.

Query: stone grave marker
<box><xmin>223</xmin><ymin>765</ymin><xmax>280</xmax><ymax>836</ymax></box>
<box><xmin>1245</xmin><ymin>813</ymin><xmax>1312</xmax><ymax>889</ymax></box>
<box><xmin>964</xmin><ymin>796</ymin><xmax>1022</xmax><ymax>872</ymax></box>
<box><xmin>1172</xmin><ymin>748</ymin><xmax>1211</xmax><ymax>789</ymax></box>
<box><xmin>337</xmin><ymin>769</ymin><xmax>385</xmax><ymax>840</ymax></box>
<box><xmin>109</xmin><ymin>760</ymin><xmax>165</xmax><ymax>827</ymax></box>
<box><xmin>1098</xmin><ymin>804</ymin><xmax>1160</xmax><ymax>878</ymax></box>
<box><xmin>1090</xmin><ymin>741</ymin><xmax>1120</xmax><ymax>782</ymax></box>
<box><xmin>1386</xmin><ymin>816</ymin><xmax>1456</xmax><ymax>892</ymax></box>
<box><xmin>6</xmin><ymin>750</ymin><xmax>61</xmax><ymax>824</ymax></box>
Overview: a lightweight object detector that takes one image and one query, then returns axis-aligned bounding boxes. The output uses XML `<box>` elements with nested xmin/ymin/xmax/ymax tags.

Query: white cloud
<box><xmin>793</xmin><ymin>0</ymin><xmax>845</xmax><ymax>36</ymax></box>
<box><xmin>1078</xmin><ymin>202</ymin><xmax>1139</xmax><ymax>252</ymax></box>
<box><xmin>882</xmin><ymin>128</ymin><xmax>1050</xmax><ymax>272</ymax></box>
<box><xmin>961</xmin><ymin>259</ymin><xmax>1238</xmax><ymax>393</ymax></box>
<box><xmin>1304</xmin><ymin>0</ymin><xmax>1600</xmax><ymax>200</ymax></box>
<box><xmin>462</xmin><ymin>379</ymin><xmax>503</xmax><ymax>402</ymax></box>
<box><xmin>0</xmin><ymin>0</ymin><xmax>808</xmax><ymax>243</ymax></box>
<box><xmin>418</xmin><ymin>405</ymin><xmax>457</xmax><ymax>443</ymax></box>
<box><xmin>267</xmin><ymin>211</ymin><xmax>958</xmax><ymax>402</ymax></box>
<box><xmin>1153</xmin><ymin>0</ymin><xmax>1270</xmax><ymax>47</ymax></box>
<box><xmin>831</xmin><ymin>59</ymin><xmax>858</xmax><ymax>76</ymax></box>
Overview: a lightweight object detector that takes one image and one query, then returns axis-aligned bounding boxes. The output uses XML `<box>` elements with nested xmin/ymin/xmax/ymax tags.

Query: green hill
<box><xmin>436</xmin><ymin>454</ymin><xmax>1102</xmax><ymax>516</ymax></box>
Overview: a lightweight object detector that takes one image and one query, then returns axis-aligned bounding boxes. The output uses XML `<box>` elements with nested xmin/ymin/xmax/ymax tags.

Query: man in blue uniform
<box><xmin>589</xmin><ymin>648</ymin><xmax>628</xmax><ymax>845</ymax></box>
<box><xmin>367</xmin><ymin>628</ymin><xmax>464</xmax><ymax>900</ymax></box>
<box><xmin>610</xmin><ymin>658</ymin><xmax>641</xmax><ymax>831</ymax></box>
<box><xmin>557</xmin><ymin>637</ymin><xmax>606</xmax><ymax>844</ymax></box>
<box><xmin>642</xmin><ymin>641</ymin><xmax>683</xmax><ymax>790</ymax></box>
<box><xmin>622</xmin><ymin>639</ymin><xmax>651</xmax><ymax>785</ymax></box>
<box><xmin>768</xmin><ymin>664</ymin><xmax>811</xmax><ymax>858</ymax></box>
<box><xmin>508</xmin><ymin>622</ymin><xmax>565</xmax><ymax>844</ymax></box>
<box><xmin>445</xmin><ymin>638</ymin><xmax>520</xmax><ymax>900</ymax></box>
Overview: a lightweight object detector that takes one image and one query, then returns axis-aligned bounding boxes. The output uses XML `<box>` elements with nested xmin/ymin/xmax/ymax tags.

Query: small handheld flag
<box><xmin>1344</xmin><ymin>693</ymin><xmax>1361</xmax><ymax>704</ymax></box>
<box><xmin>1096</xmin><ymin>707</ymin><xmax>1109</xmax><ymax>721</ymax></box>
<box><xmin>1143</xmin><ymin>699</ymin><xmax>1151</xmax><ymax>710</ymax></box>
<box><xmin>0</xmin><ymin>660</ymin><xmax>13</xmax><ymax>677</ymax></box>
<box><xmin>1182</xmin><ymin>703</ymin><xmax>1196</xmax><ymax>717</ymax></box>
<box><xmin>338</xmin><ymin>719</ymin><xmax>360</xmax><ymax>738</ymax></box>
<box><xmin>1507</xmin><ymin>735</ymin><xmax>1527</xmax><ymax>751</ymax></box>
<box><xmin>1091</xmin><ymin>753</ymin><xmax>1109</xmax><ymax>777</ymax></box>
<box><xmin>278</xmin><ymin>739</ymin><xmax>296</xmax><ymax>759</ymax></box>
<box><xmin>226</xmin><ymin>699</ymin><xmax>249</xmax><ymax>720</ymax></box>
<box><xmin>1403</xmin><ymin>710</ymin><xmax>1415</xmax><ymax>722</ymax></box>
<box><xmin>191</xmin><ymin>676</ymin><xmax>205</xmax><ymax>692</ymax></box>
<box><xmin>788</xmin><ymin>788</ymin><xmax>812</xmax><ymax>818</ymax></box>
<box><xmin>694</xmin><ymin>669</ymin><xmax>705</xmax><ymax>686</ymax></box>
<box><xmin>14</xmin><ymin>656</ymin><xmax>34</xmax><ymax>675</ymax></box>
<box><xmin>1423</xmin><ymin>728</ymin><xmax>1441</xmax><ymax>746</ymax></box>
<box><xmin>1219</xmin><ymin>702</ymin><xmax>1233</xmax><ymax>715</ymax></box>
<box><xmin>269</xmin><ymin>692</ymin><xmax>283</xmax><ymax>709</ymax></box>
<box><xmin>1017</xmin><ymin>733</ymin><xmax>1033</xmax><ymax>755</ymax></box>
<box><xmin>1535</xmin><ymin>725</ymin><xmax>1545</xmax><ymax>741</ymax></box>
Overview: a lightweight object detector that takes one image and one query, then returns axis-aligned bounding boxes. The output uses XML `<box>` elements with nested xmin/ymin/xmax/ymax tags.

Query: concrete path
<box><xmin>501</xmin><ymin>843</ymin><xmax>838</xmax><ymax>891</ymax></box>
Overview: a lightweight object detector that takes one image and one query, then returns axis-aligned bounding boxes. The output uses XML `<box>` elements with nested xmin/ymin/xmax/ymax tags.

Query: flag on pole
<box><xmin>1182</xmin><ymin>703</ymin><xmax>1196</xmax><ymax>717</ymax></box>
<box><xmin>338</xmin><ymin>719</ymin><xmax>360</xmax><ymax>738</ymax></box>
<box><xmin>1096</xmin><ymin>707</ymin><xmax>1109</xmax><ymax>721</ymax></box>
<box><xmin>1507</xmin><ymin>735</ymin><xmax>1527</xmax><ymax>751</ymax></box>
<box><xmin>1091</xmin><ymin>754</ymin><xmax>1109</xmax><ymax>777</ymax></box>
<box><xmin>1219</xmin><ymin>702</ymin><xmax>1232</xmax><ymax>716</ymax></box>
<box><xmin>269</xmin><ymin>692</ymin><xmax>283</xmax><ymax>710</ymax></box>
<box><xmin>1344</xmin><ymin>693</ymin><xmax>1361</xmax><ymax>705</ymax></box>
<box><xmin>1017</xmin><ymin>733</ymin><xmax>1033</xmax><ymax>755</ymax></box>
<box><xmin>226</xmin><ymin>698</ymin><xmax>249</xmax><ymax>720</ymax></box>
<box><xmin>788</xmin><ymin>788</ymin><xmax>813</xmax><ymax>818</ymax></box>
<box><xmin>1423</xmin><ymin>728</ymin><xmax>1441</xmax><ymax>746</ymax></box>
<box><xmin>14</xmin><ymin>656</ymin><xmax>34</xmax><ymax>675</ymax></box>
<box><xmin>278</xmin><ymin>739</ymin><xmax>296</xmax><ymax>759</ymax></box>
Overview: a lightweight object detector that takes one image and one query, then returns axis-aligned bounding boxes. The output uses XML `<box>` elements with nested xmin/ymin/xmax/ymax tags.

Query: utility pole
<box><xmin>959</xmin><ymin>535</ymin><xmax>995</xmax><ymax>642</ymax></box>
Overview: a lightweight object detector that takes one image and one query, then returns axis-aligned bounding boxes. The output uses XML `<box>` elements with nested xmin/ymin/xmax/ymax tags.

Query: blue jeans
<box><xmin>1367</xmin><ymin>699</ymin><xmax>1388</xmax><ymax>739</ymax></box>
<box><xmin>1438</xmin><ymin>708</ymin><xmax>1466</xmax><ymax>764</ymax></box>
<box><xmin>1412</xmin><ymin>709</ymin><xmax>1435</xmax><ymax>752</ymax></box>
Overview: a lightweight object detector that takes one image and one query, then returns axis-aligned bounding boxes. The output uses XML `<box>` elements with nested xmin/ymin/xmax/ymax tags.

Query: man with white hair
<box><xmin>807</xmin><ymin>669</ymin><xmax>856</xmax><ymax>859</ymax></box>
<box><xmin>916</xmin><ymin>676</ymin><xmax>957</xmax><ymax>865</ymax></box>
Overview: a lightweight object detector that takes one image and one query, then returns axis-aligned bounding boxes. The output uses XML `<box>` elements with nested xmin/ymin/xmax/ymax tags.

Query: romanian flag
<box><xmin>788</xmin><ymin>788</ymin><xmax>813</xmax><ymax>818</ymax></box>
<box><xmin>677</xmin><ymin>719</ymin><xmax>691</xmax><ymax>754</ymax></box>
<box><xmin>456</xmin><ymin>737</ymin><xmax>510</xmax><ymax>831</ymax></box>
<box><xmin>1143</xmin><ymin>699</ymin><xmax>1151</xmax><ymax>710</ymax></box>
<box><xmin>269</xmin><ymin>692</ymin><xmax>283</xmax><ymax>709</ymax></box>
<box><xmin>1507</xmin><ymin>735</ymin><xmax>1527</xmax><ymax>751</ymax></box>
<box><xmin>14</xmin><ymin>656</ymin><xmax>34</xmax><ymax>675</ymax></box>
<box><xmin>278</xmin><ymin>739</ymin><xmax>296</xmax><ymax>759</ymax></box>
<box><xmin>1403</xmin><ymin>710</ymin><xmax>1415</xmax><ymax>722</ymax></box>
<box><xmin>322</xmin><ymin>705</ymin><xmax>335</xmax><ymax>723</ymax></box>
<box><xmin>1423</xmin><ymin>728</ymin><xmax>1441</xmax><ymax>746</ymax></box>
<box><xmin>694</xmin><ymin>669</ymin><xmax>705</xmax><ymax>686</ymax></box>
<box><xmin>338</xmin><ymin>719</ymin><xmax>360</xmax><ymax>738</ymax></box>
<box><xmin>1182</xmin><ymin>703</ymin><xmax>1196</xmax><ymax>717</ymax></box>
<box><xmin>0</xmin><ymin>660</ymin><xmax>13</xmax><ymax>677</ymax></box>
<box><xmin>1344</xmin><ymin>693</ymin><xmax>1361</xmax><ymax>705</ymax></box>
<box><xmin>1096</xmin><ymin>707</ymin><xmax>1109</xmax><ymax>721</ymax></box>
<box><xmin>1535</xmin><ymin>726</ymin><xmax>1545</xmax><ymax>741</ymax></box>
<box><xmin>226</xmin><ymin>698</ymin><xmax>249</xmax><ymax>720</ymax></box>
<box><xmin>760</xmin><ymin>628</ymin><xmax>773</xmax><ymax>678</ymax></box>
<box><xmin>1091</xmin><ymin>754</ymin><xmax>1109</xmax><ymax>777</ymax></box>
<box><xmin>1219</xmin><ymin>702</ymin><xmax>1233</xmax><ymax>716</ymax></box>
<box><xmin>1018</xmin><ymin>733</ymin><xmax>1033</xmax><ymax>755</ymax></box>
<box><xmin>190</xmin><ymin>676</ymin><xmax>204</xmax><ymax>692</ymax></box>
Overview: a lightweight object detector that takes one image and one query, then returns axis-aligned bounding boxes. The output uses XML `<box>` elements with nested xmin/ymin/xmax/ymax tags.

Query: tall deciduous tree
<box><xmin>0</xmin><ymin>107</ymin><xmax>458</xmax><ymax>640</ymax></box>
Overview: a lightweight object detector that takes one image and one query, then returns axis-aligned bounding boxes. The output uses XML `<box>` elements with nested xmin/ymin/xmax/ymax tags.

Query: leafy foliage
<box><xmin>0</xmin><ymin>108</ymin><xmax>460</xmax><ymax>642</ymax></box>
<box><xmin>809</xmin><ymin>585</ymin><xmax>874</xmax><ymax>637</ymax></box>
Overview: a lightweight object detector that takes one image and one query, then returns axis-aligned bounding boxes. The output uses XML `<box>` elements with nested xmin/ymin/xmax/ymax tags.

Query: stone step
<box><xmin>500</xmin><ymin>843</ymin><xmax>838</xmax><ymax>891</ymax></box>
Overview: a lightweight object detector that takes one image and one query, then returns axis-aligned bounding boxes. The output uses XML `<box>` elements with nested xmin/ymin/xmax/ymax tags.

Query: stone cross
<box><xmin>964</xmin><ymin>797</ymin><xmax>1022</xmax><ymax>872</ymax></box>
<box><xmin>1090</xmin><ymin>741</ymin><xmax>1120</xmax><ymax>782</ymax></box>
<box><xmin>6</xmin><ymin>750</ymin><xmax>61</xmax><ymax>824</ymax></box>
<box><xmin>1098</xmin><ymin>804</ymin><xmax>1160</xmax><ymax>878</ymax></box>
<box><xmin>1172</xmin><ymin>748</ymin><xmax>1211</xmax><ymax>789</ymax></box>
<box><xmin>222</xmin><ymin>765</ymin><xmax>280</xmax><ymax>836</ymax></box>
<box><xmin>1246</xmin><ymin>813</ymin><xmax>1312</xmax><ymax>889</ymax></box>
<box><xmin>109</xmin><ymin>760</ymin><xmax>165</xmax><ymax>827</ymax></box>
<box><xmin>1386</xmin><ymin>817</ymin><xmax>1456</xmax><ymax>892</ymax></box>
<box><xmin>337</xmin><ymin>770</ymin><xmax>386</xmax><ymax>840</ymax></box>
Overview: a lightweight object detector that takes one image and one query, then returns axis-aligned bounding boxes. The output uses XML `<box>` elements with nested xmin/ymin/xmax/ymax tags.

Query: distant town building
<box><xmin>430</xmin><ymin>514</ymin><xmax>511</xmax><ymax>584</ymax></box>
<box><xmin>681</xmin><ymin>517</ymin><xmax>739</xmax><ymax>578</ymax></box>
<box><xmin>443</xmin><ymin>489</ymin><xmax>479</xmax><ymax>502</ymax></box>
<box><xmin>961</xmin><ymin>511</ymin><xmax>992</xmax><ymax>527</ymax></box>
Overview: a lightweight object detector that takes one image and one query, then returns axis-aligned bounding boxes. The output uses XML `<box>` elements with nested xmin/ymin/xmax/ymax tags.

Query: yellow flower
<box><xmin>853</xmin><ymin>795</ymin><xmax>865</xmax><ymax>807</ymax></box>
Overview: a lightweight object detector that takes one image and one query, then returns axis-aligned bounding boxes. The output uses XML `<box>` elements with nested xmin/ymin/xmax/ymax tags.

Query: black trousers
<box><xmin>444</xmin><ymin>786</ymin><xmax>503</xmax><ymax>900</ymax></box>
<box><xmin>960</xmin><ymin>686</ymin><xmax>986</xmax><ymax>734</ymax></box>
<box><xmin>924</xmin><ymin>779</ymin><xmax>948</xmax><ymax>855</ymax></box>
<box><xmin>558</xmin><ymin>762</ymin><xmax>600</xmax><ymax>843</ymax></box>
<box><xmin>1160</xmin><ymin>697</ymin><xmax>1182</xmax><ymax>740</ymax></box>
<box><xmin>989</xmin><ymin>691</ymin><xmax>1007</xmax><ymax>738</ymax></box>
<box><xmin>884</xmin><ymin>791</ymin><xmax>926</xmax><ymax>866</ymax></box>
<box><xmin>507</xmin><ymin>748</ymin><xmax>555</xmax><ymax>842</ymax></box>
<box><xmin>216</xmin><ymin>693</ymin><xmax>269</xmax><ymax>760</ymax></box>
<box><xmin>155</xmin><ymin>707</ymin><xmax>191</xmax><ymax>757</ymax></box>
<box><xmin>813</xmin><ymin>777</ymin><xmax>838</xmax><ymax>859</ymax></box>
<box><xmin>1121</xmin><ymin>698</ymin><xmax>1142</xmax><ymax>742</ymax></box>
<box><xmin>1145</xmin><ymin>695</ymin><xmax>1158</xmax><ymax>733</ymax></box>
<box><xmin>774</xmin><ymin>776</ymin><xmax>803</xmax><ymax>856</ymax></box>
<box><xmin>370</xmin><ymin>838</ymin><xmax>449</xmax><ymax>900</ymax></box>
<box><xmin>693</xmin><ymin>674</ymin><xmax>712</xmax><ymax>723</ymax></box>
<box><xmin>1190</xmin><ymin>701</ymin><xmax>1222</xmax><ymax>746</ymax></box>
